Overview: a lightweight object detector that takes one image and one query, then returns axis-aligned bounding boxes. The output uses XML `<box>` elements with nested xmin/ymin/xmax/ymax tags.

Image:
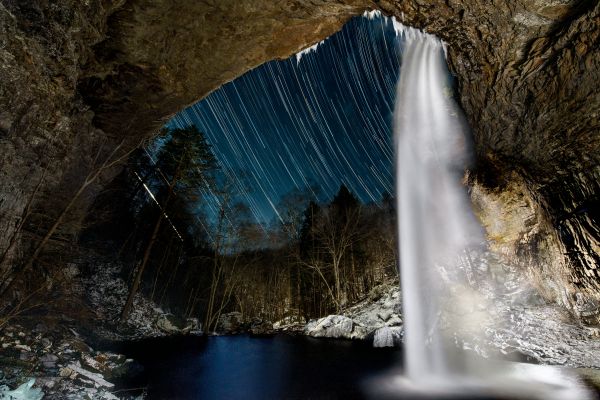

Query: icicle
<box><xmin>295</xmin><ymin>40</ymin><xmax>325</xmax><ymax>65</ymax></box>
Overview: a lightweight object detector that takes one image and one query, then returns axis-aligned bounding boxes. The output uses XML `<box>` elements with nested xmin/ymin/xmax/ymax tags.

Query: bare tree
<box><xmin>311</xmin><ymin>204</ymin><xmax>364</xmax><ymax>311</ymax></box>
<box><xmin>120</xmin><ymin>126</ymin><xmax>217</xmax><ymax>321</ymax></box>
<box><xmin>0</xmin><ymin>140</ymin><xmax>129</xmax><ymax>301</ymax></box>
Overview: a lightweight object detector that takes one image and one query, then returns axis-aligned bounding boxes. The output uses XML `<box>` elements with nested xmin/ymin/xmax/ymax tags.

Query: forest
<box><xmin>84</xmin><ymin>126</ymin><xmax>398</xmax><ymax>332</ymax></box>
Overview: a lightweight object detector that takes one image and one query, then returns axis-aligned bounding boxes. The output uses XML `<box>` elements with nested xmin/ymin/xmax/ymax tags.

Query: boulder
<box><xmin>155</xmin><ymin>314</ymin><xmax>184</xmax><ymax>334</ymax></box>
<box><xmin>574</xmin><ymin>293</ymin><xmax>600</xmax><ymax>325</ymax></box>
<box><xmin>67</xmin><ymin>362</ymin><xmax>115</xmax><ymax>389</ymax></box>
<box><xmin>216</xmin><ymin>312</ymin><xmax>246</xmax><ymax>334</ymax></box>
<box><xmin>373</xmin><ymin>326</ymin><xmax>402</xmax><ymax>348</ymax></box>
<box><xmin>81</xmin><ymin>351</ymin><xmax>142</xmax><ymax>380</ymax></box>
<box><xmin>40</xmin><ymin>354</ymin><xmax>59</xmax><ymax>369</ymax></box>
<box><xmin>249</xmin><ymin>319</ymin><xmax>275</xmax><ymax>336</ymax></box>
<box><xmin>305</xmin><ymin>315</ymin><xmax>355</xmax><ymax>339</ymax></box>
<box><xmin>183</xmin><ymin>318</ymin><xmax>201</xmax><ymax>334</ymax></box>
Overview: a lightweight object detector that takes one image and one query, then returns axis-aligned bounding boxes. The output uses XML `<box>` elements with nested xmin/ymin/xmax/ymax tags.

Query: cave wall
<box><xmin>0</xmin><ymin>0</ymin><xmax>598</xmax><ymax>311</ymax></box>
<box><xmin>383</xmin><ymin>0</ymin><xmax>600</xmax><ymax>309</ymax></box>
<box><xmin>0</xmin><ymin>1</ymin><xmax>114</xmax><ymax>272</ymax></box>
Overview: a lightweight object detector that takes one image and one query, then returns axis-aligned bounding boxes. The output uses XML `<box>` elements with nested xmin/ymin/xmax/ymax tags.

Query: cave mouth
<box><xmin>162</xmin><ymin>12</ymin><xmax>403</xmax><ymax>226</ymax></box>
<box><xmin>72</xmin><ymin>0</ymin><xmax>599</xmax><ymax>313</ymax></box>
<box><xmin>92</xmin><ymin>11</ymin><xmax>405</xmax><ymax>326</ymax></box>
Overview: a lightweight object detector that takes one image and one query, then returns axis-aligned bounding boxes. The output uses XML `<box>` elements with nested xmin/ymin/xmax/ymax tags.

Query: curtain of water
<box><xmin>394</xmin><ymin>27</ymin><xmax>482</xmax><ymax>384</ymax></box>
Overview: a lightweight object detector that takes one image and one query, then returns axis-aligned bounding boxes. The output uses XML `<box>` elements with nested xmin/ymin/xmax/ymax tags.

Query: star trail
<box><xmin>167</xmin><ymin>14</ymin><xmax>403</xmax><ymax>224</ymax></box>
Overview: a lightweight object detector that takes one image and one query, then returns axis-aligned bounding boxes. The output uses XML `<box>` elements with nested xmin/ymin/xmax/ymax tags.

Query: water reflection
<box><xmin>116</xmin><ymin>335</ymin><xmax>401</xmax><ymax>399</ymax></box>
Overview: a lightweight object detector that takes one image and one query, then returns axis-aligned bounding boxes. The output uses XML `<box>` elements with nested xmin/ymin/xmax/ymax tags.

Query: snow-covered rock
<box><xmin>303</xmin><ymin>282</ymin><xmax>403</xmax><ymax>344</ymax></box>
<box><xmin>0</xmin><ymin>379</ymin><xmax>43</xmax><ymax>400</ymax></box>
<box><xmin>373</xmin><ymin>326</ymin><xmax>402</xmax><ymax>347</ymax></box>
<box><xmin>216</xmin><ymin>312</ymin><xmax>245</xmax><ymax>334</ymax></box>
<box><xmin>273</xmin><ymin>315</ymin><xmax>306</xmax><ymax>333</ymax></box>
<box><xmin>155</xmin><ymin>314</ymin><xmax>182</xmax><ymax>334</ymax></box>
<box><xmin>0</xmin><ymin>319</ymin><xmax>147</xmax><ymax>399</ymax></box>
<box><xmin>83</xmin><ymin>261</ymin><xmax>199</xmax><ymax>339</ymax></box>
<box><xmin>249</xmin><ymin>319</ymin><xmax>275</xmax><ymax>336</ymax></box>
<box><xmin>67</xmin><ymin>361</ymin><xmax>115</xmax><ymax>389</ymax></box>
<box><xmin>306</xmin><ymin>315</ymin><xmax>355</xmax><ymax>339</ymax></box>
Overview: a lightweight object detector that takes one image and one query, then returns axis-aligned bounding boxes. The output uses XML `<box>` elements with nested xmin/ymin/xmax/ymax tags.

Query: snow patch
<box><xmin>67</xmin><ymin>362</ymin><xmax>115</xmax><ymax>389</ymax></box>
<box><xmin>303</xmin><ymin>283</ymin><xmax>403</xmax><ymax>342</ymax></box>
<box><xmin>83</xmin><ymin>261</ymin><xmax>199</xmax><ymax>339</ymax></box>
<box><xmin>306</xmin><ymin>315</ymin><xmax>355</xmax><ymax>339</ymax></box>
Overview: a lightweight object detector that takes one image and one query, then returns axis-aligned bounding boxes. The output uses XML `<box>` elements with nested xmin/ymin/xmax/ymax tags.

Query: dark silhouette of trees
<box><xmin>273</xmin><ymin>186</ymin><xmax>398</xmax><ymax>320</ymax></box>
<box><xmin>80</xmin><ymin>132</ymin><xmax>397</xmax><ymax>331</ymax></box>
<box><xmin>120</xmin><ymin>126</ymin><xmax>218</xmax><ymax>321</ymax></box>
<box><xmin>0</xmin><ymin>139</ymin><xmax>133</xmax><ymax>325</ymax></box>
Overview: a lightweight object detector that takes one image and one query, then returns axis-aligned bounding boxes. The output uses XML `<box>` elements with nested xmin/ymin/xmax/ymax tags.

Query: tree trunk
<box><xmin>1</xmin><ymin>142</ymin><xmax>126</xmax><ymax>299</ymax></box>
<box><xmin>151</xmin><ymin>234</ymin><xmax>173</xmax><ymax>301</ymax></box>
<box><xmin>120</xmin><ymin>210</ymin><xmax>165</xmax><ymax>321</ymax></box>
<box><xmin>120</xmin><ymin>156</ymin><xmax>180</xmax><ymax>321</ymax></box>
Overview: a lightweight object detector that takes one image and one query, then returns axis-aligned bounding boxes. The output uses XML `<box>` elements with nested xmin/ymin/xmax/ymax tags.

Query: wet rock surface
<box><xmin>448</xmin><ymin>251</ymin><xmax>600</xmax><ymax>369</ymax></box>
<box><xmin>484</xmin><ymin>302</ymin><xmax>600</xmax><ymax>368</ymax></box>
<box><xmin>303</xmin><ymin>252</ymin><xmax>600</xmax><ymax>370</ymax></box>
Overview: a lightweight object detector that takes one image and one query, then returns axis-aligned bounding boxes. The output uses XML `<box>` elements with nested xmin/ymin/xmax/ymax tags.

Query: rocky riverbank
<box><xmin>303</xmin><ymin>282</ymin><xmax>403</xmax><ymax>346</ymax></box>
<box><xmin>300</xmin><ymin>252</ymin><xmax>600</xmax><ymax>369</ymax></box>
<box><xmin>3</xmin><ymin>251</ymin><xmax>600</xmax><ymax>398</ymax></box>
<box><xmin>82</xmin><ymin>261</ymin><xmax>201</xmax><ymax>341</ymax></box>
<box><xmin>0</xmin><ymin>258</ymin><xmax>200</xmax><ymax>399</ymax></box>
<box><xmin>0</xmin><ymin>320</ymin><xmax>140</xmax><ymax>399</ymax></box>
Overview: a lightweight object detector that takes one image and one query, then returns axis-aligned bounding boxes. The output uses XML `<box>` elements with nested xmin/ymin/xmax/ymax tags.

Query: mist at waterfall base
<box><xmin>365</xmin><ymin>17</ymin><xmax>593</xmax><ymax>400</ymax></box>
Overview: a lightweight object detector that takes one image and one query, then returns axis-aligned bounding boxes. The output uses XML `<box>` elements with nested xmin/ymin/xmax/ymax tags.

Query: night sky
<box><xmin>167</xmin><ymin>14</ymin><xmax>403</xmax><ymax>224</ymax></box>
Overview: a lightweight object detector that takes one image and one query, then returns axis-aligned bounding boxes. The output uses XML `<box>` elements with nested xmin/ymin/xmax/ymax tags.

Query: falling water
<box><xmin>395</xmin><ymin>26</ymin><xmax>482</xmax><ymax>385</ymax></box>
<box><xmin>390</xmin><ymin>20</ymin><xmax>593</xmax><ymax>400</ymax></box>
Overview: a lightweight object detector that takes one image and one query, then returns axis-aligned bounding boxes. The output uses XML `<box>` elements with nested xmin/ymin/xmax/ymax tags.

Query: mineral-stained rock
<box><xmin>0</xmin><ymin>0</ymin><xmax>598</xmax><ymax>316</ymax></box>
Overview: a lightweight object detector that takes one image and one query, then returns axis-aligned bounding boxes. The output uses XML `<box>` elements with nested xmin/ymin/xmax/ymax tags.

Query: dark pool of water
<box><xmin>110</xmin><ymin>334</ymin><xmax>402</xmax><ymax>400</ymax></box>
<box><xmin>108</xmin><ymin>335</ymin><xmax>579</xmax><ymax>400</ymax></box>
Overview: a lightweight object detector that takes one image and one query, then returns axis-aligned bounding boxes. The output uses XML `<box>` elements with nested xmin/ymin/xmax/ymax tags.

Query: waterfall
<box><xmin>395</xmin><ymin>27</ymin><xmax>482</xmax><ymax>384</ymax></box>
<box><xmin>390</xmin><ymin>22</ymin><xmax>592</xmax><ymax>399</ymax></box>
